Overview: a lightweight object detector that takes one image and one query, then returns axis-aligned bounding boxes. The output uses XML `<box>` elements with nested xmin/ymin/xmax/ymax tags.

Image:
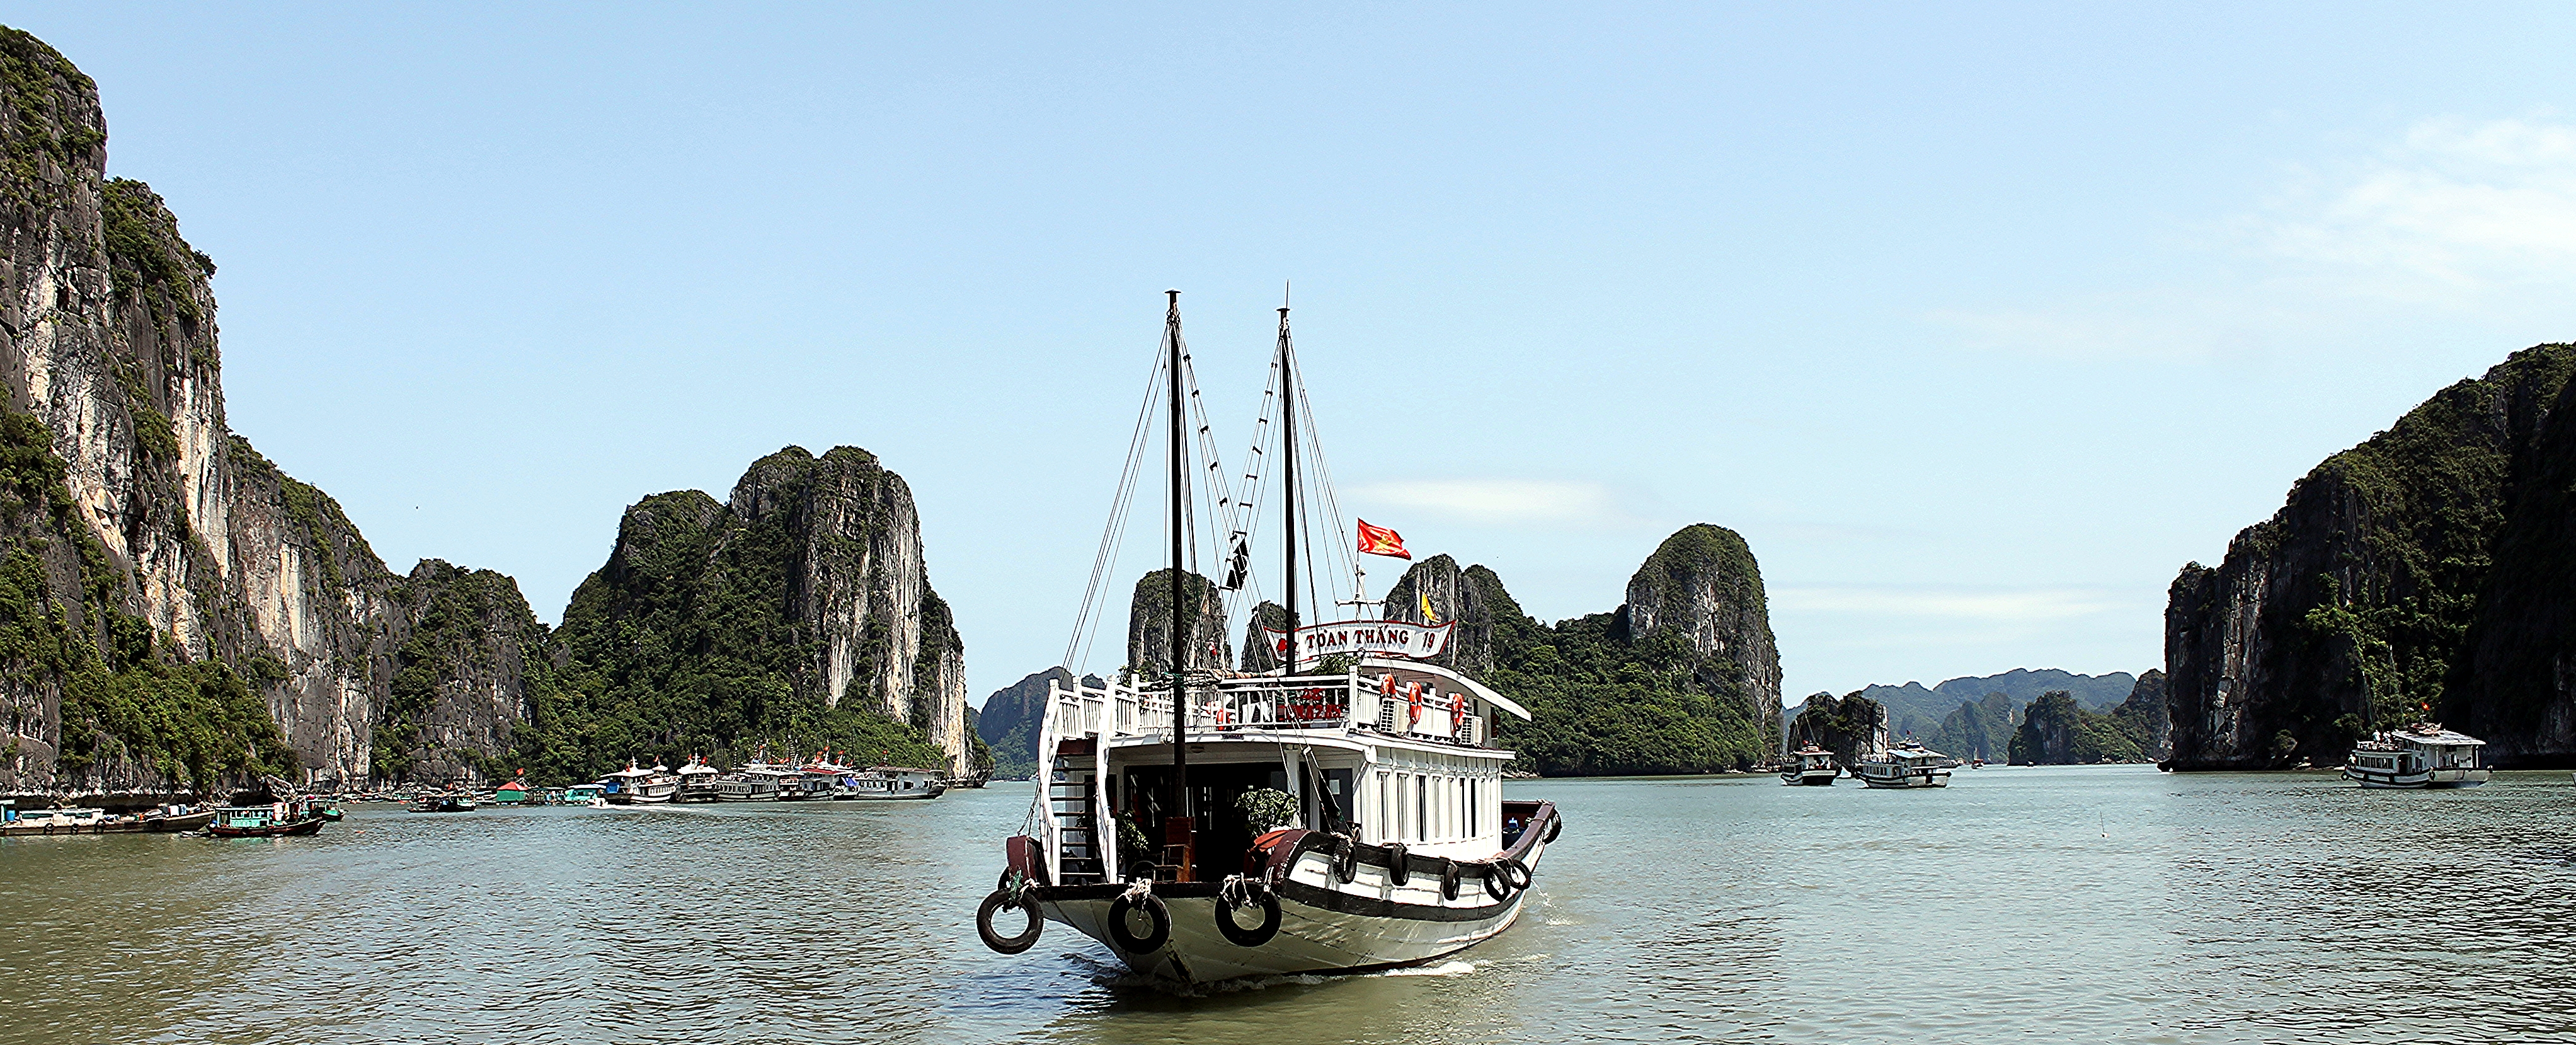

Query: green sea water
<box><xmin>3</xmin><ymin>766</ymin><xmax>2570</xmax><ymax>1044</ymax></box>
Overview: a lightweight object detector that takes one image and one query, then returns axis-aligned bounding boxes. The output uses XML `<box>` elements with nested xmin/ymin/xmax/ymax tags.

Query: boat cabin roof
<box><xmin>2390</xmin><ymin>725</ymin><xmax>2484</xmax><ymax>748</ymax></box>
<box><xmin>1348</xmin><ymin>658</ymin><xmax>1531</xmax><ymax>720</ymax></box>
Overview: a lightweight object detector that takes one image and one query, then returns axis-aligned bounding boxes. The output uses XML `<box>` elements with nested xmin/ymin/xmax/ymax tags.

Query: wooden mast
<box><xmin>1166</xmin><ymin>290</ymin><xmax>1188</xmax><ymax>843</ymax></box>
<box><xmin>1279</xmin><ymin>304</ymin><xmax>1298</xmax><ymax>676</ymax></box>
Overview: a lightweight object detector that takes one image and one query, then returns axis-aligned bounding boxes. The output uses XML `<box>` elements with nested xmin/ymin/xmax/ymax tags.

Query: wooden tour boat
<box><xmin>600</xmin><ymin>762</ymin><xmax>678</xmax><ymax>804</ymax></box>
<box><xmin>1856</xmin><ymin>742</ymin><xmax>1954</xmax><ymax>788</ymax></box>
<box><xmin>674</xmin><ymin>756</ymin><xmax>724</xmax><ymax>803</ymax></box>
<box><xmin>975</xmin><ymin>294</ymin><xmax>1558</xmax><ymax>986</ymax></box>
<box><xmin>1780</xmin><ymin>745</ymin><xmax>1838</xmax><ymax>785</ymax></box>
<box><xmin>2345</xmin><ymin>724</ymin><xmax>2491</xmax><ymax>789</ymax></box>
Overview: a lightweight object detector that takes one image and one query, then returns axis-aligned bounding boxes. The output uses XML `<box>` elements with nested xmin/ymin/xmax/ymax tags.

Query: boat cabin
<box><xmin>1037</xmin><ymin>657</ymin><xmax>1530</xmax><ymax>886</ymax></box>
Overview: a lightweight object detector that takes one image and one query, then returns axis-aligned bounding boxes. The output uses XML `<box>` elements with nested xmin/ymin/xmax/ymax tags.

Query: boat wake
<box><xmin>1377</xmin><ymin>960</ymin><xmax>1476</xmax><ymax>978</ymax></box>
<box><xmin>1082</xmin><ymin>957</ymin><xmax>1481</xmax><ymax>996</ymax></box>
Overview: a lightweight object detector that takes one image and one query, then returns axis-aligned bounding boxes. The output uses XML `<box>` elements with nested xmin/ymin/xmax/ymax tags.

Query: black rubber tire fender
<box><xmin>1544</xmin><ymin>812</ymin><xmax>1564</xmax><ymax>845</ymax></box>
<box><xmin>1385</xmin><ymin>842</ymin><xmax>1411</xmax><ymax>886</ymax></box>
<box><xmin>1332</xmin><ymin>835</ymin><xmax>1360</xmax><ymax>884</ymax></box>
<box><xmin>976</xmin><ymin>889</ymin><xmax>1042</xmax><ymax>955</ymax></box>
<box><xmin>1499</xmin><ymin>856</ymin><xmax>1532</xmax><ymax>891</ymax></box>
<box><xmin>1440</xmin><ymin>859</ymin><xmax>1462</xmax><ymax>901</ymax></box>
<box><xmin>1106</xmin><ymin>891</ymin><xmax>1172</xmax><ymax>954</ymax></box>
<box><xmin>1215</xmin><ymin>883</ymin><xmax>1283</xmax><ymax>947</ymax></box>
<box><xmin>1482</xmin><ymin>861</ymin><xmax>1517</xmax><ymax>902</ymax></box>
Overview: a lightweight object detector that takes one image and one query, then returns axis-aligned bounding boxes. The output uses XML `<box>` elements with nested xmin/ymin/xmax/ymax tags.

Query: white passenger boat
<box><xmin>601</xmin><ymin>762</ymin><xmax>678</xmax><ymax>804</ymax></box>
<box><xmin>833</xmin><ymin>766</ymin><xmax>946</xmax><ymax>800</ymax></box>
<box><xmin>673</xmin><ymin>756</ymin><xmax>724</xmax><ymax>802</ymax></box>
<box><xmin>973</xmin><ymin>294</ymin><xmax>1560</xmax><ymax>986</ymax></box>
<box><xmin>1855</xmin><ymin>742</ymin><xmax>1952</xmax><ymax>788</ymax></box>
<box><xmin>1780</xmin><ymin>745</ymin><xmax>1838</xmax><ymax>785</ymax></box>
<box><xmin>715</xmin><ymin>768</ymin><xmax>786</xmax><ymax>801</ymax></box>
<box><xmin>2344</xmin><ymin>724</ymin><xmax>2491</xmax><ymax>789</ymax></box>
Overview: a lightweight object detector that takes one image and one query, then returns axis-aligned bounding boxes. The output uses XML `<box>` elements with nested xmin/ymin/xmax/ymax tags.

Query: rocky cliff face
<box><xmin>1788</xmin><ymin>691</ymin><xmax>1888</xmax><ymax>771</ymax></box>
<box><xmin>0</xmin><ymin>30</ymin><xmax>542</xmax><ymax>794</ymax></box>
<box><xmin>545</xmin><ymin>447</ymin><xmax>969</xmax><ymax>776</ymax></box>
<box><xmin>2446</xmin><ymin>371</ymin><xmax>2576</xmax><ymax>765</ymax></box>
<box><xmin>2167</xmin><ymin>345</ymin><xmax>2576</xmax><ymax>769</ymax></box>
<box><xmin>1381</xmin><ymin>524</ymin><xmax>1782</xmax><ymax>775</ymax></box>
<box><xmin>2114</xmin><ymin>669</ymin><xmax>2169</xmax><ymax>762</ymax></box>
<box><xmin>1620</xmin><ymin>524</ymin><xmax>1783</xmax><ymax>729</ymax></box>
<box><xmin>975</xmin><ymin>666</ymin><xmax>1072</xmax><ymax>779</ymax></box>
<box><xmin>1380</xmin><ymin>555</ymin><xmax>1530</xmax><ymax>677</ymax></box>
<box><xmin>1125</xmin><ymin>567</ymin><xmax>1229</xmax><ymax>675</ymax></box>
<box><xmin>2008</xmin><ymin>691</ymin><xmax>2083</xmax><ymax>765</ymax></box>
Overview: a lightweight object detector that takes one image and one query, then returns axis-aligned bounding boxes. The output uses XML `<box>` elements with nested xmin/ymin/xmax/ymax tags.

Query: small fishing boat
<box><xmin>834</xmin><ymin>766</ymin><xmax>947</xmax><ymax>800</ymax></box>
<box><xmin>208</xmin><ymin>804</ymin><xmax>327</xmax><ymax>838</ymax></box>
<box><xmin>1780</xmin><ymin>745</ymin><xmax>1838</xmax><ymax>786</ymax></box>
<box><xmin>2344</xmin><ymin>724</ymin><xmax>2491</xmax><ymax>789</ymax></box>
<box><xmin>601</xmin><ymin>762</ymin><xmax>678</xmax><ymax>804</ymax></box>
<box><xmin>408</xmin><ymin>792</ymin><xmax>478</xmax><ymax>812</ymax></box>
<box><xmin>562</xmin><ymin>783</ymin><xmax>609</xmax><ymax>807</ymax></box>
<box><xmin>1855</xmin><ymin>742</ymin><xmax>1954</xmax><ymax>788</ymax></box>
<box><xmin>143</xmin><ymin>804</ymin><xmax>219</xmax><ymax>831</ymax></box>
<box><xmin>673</xmin><ymin>756</ymin><xmax>724</xmax><ymax>802</ymax></box>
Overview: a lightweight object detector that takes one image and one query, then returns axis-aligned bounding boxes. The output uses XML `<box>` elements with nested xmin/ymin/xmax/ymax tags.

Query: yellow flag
<box><xmin>1419</xmin><ymin>590</ymin><xmax>1441</xmax><ymax>625</ymax></box>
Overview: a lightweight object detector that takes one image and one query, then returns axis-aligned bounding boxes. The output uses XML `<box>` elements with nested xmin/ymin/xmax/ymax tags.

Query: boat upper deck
<box><xmin>1047</xmin><ymin>657</ymin><xmax>1529</xmax><ymax>756</ymax></box>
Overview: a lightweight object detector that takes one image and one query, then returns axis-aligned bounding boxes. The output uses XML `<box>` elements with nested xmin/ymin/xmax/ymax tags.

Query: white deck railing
<box><xmin>1046</xmin><ymin>671</ymin><xmax>1487</xmax><ymax>747</ymax></box>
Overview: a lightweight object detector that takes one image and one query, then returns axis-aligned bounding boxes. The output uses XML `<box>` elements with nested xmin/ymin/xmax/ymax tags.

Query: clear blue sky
<box><xmin>14</xmin><ymin>3</ymin><xmax>2576</xmax><ymax>704</ymax></box>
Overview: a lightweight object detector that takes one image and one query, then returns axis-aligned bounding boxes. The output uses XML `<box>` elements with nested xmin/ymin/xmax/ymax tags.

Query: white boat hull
<box><xmin>1859</xmin><ymin>770</ymin><xmax>1950</xmax><ymax>788</ymax></box>
<box><xmin>2344</xmin><ymin>766</ymin><xmax>2491</xmax><ymax>789</ymax></box>
<box><xmin>1038</xmin><ymin>828</ymin><xmax>1550</xmax><ymax>984</ymax></box>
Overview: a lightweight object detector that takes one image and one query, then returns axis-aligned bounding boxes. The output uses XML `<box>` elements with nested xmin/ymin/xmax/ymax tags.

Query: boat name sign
<box><xmin>1264</xmin><ymin>620</ymin><xmax>1455</xmax><ymax>661</ymax></box>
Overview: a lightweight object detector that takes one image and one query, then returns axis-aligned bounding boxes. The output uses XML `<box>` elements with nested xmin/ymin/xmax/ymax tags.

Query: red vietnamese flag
<box><xmin>1356</xmin><ymin>519</ymin><xmax>1411</xmax><ymax>559</ymax></box>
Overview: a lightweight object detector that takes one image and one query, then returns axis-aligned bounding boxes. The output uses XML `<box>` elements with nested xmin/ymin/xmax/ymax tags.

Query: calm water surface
<box><xmin>4</xmin><ymin>768</ymin><xmax>2572</xmax><ymax>1044</ymax></box>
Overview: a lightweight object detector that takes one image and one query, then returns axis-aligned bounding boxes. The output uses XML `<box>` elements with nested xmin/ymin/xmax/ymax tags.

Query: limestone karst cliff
<box><xmin>975</xmin><ymin>666</ymin><xmax>1072</xmax><ymax>780</ymax></box>
<box><xmin>0</xmin><ymin>30</ymin><xmax>546</xmax><ymax>794</ymax></box>
<box><xmin>1125</xmin><ymin>568</ymin><xmax>1230</xmax><ymax>675</ymax></box>
<box><xmin>2166</xmin><ymin>345</ymin><xmax>2576</xmax><ymax>769</ymax></box>
<box><xmin>2446</xmin><ymin>371</ymin><xmax>2576</xmax><ymax>765</ymax></box>
<box><xmin>1787</xmin><ymin>691</ymin><xmax>1888</xmax><ymax>772</ymax></box>
<box><xmin>535</xmin><ymin>446</ymin><xmax>971</xmax><ymax>779</ymax></box>
<box><xmin>1381</xmin><ymin>524</ymin><xmax>1784</xmax><ymax>775</ymax></box>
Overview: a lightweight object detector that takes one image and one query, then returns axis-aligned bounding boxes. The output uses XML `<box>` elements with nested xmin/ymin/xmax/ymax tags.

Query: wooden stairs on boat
<box><xmin>1052</xmin><ymin>740</ymin><xmax>1106</xmax><ymax>885</ymax></box>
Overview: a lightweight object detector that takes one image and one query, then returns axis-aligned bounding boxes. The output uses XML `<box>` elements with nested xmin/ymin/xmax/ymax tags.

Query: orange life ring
<box><xmin>1405</xmin><ymin>683</ymin><xmax>1423</xmax><ymax>727</ymax></box>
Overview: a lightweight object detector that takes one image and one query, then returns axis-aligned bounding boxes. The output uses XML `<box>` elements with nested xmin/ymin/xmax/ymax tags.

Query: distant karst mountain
<box><xmin>529</xmin><ymin>446</ymin><xmax>976</xmax><ymax>783</ymax></box>
<box><xmin>975</xmin><ymin>667</ymin><xmax>1073</xmax><ymax>780</ymax></box>
<box><xmin>1850</xmin><ymin>668</ymin><xmax>2139</xmax><ymax>742</ymax></box>
<box><xmin>1382</xmin><ymin>524</ymin><xmax>1784</xmax><ymax>775</ymax></box>
<box><xmin>2168</xmin><ymin>344</ymin><xmax>2576</xmax><ymax>769</ymax></box>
